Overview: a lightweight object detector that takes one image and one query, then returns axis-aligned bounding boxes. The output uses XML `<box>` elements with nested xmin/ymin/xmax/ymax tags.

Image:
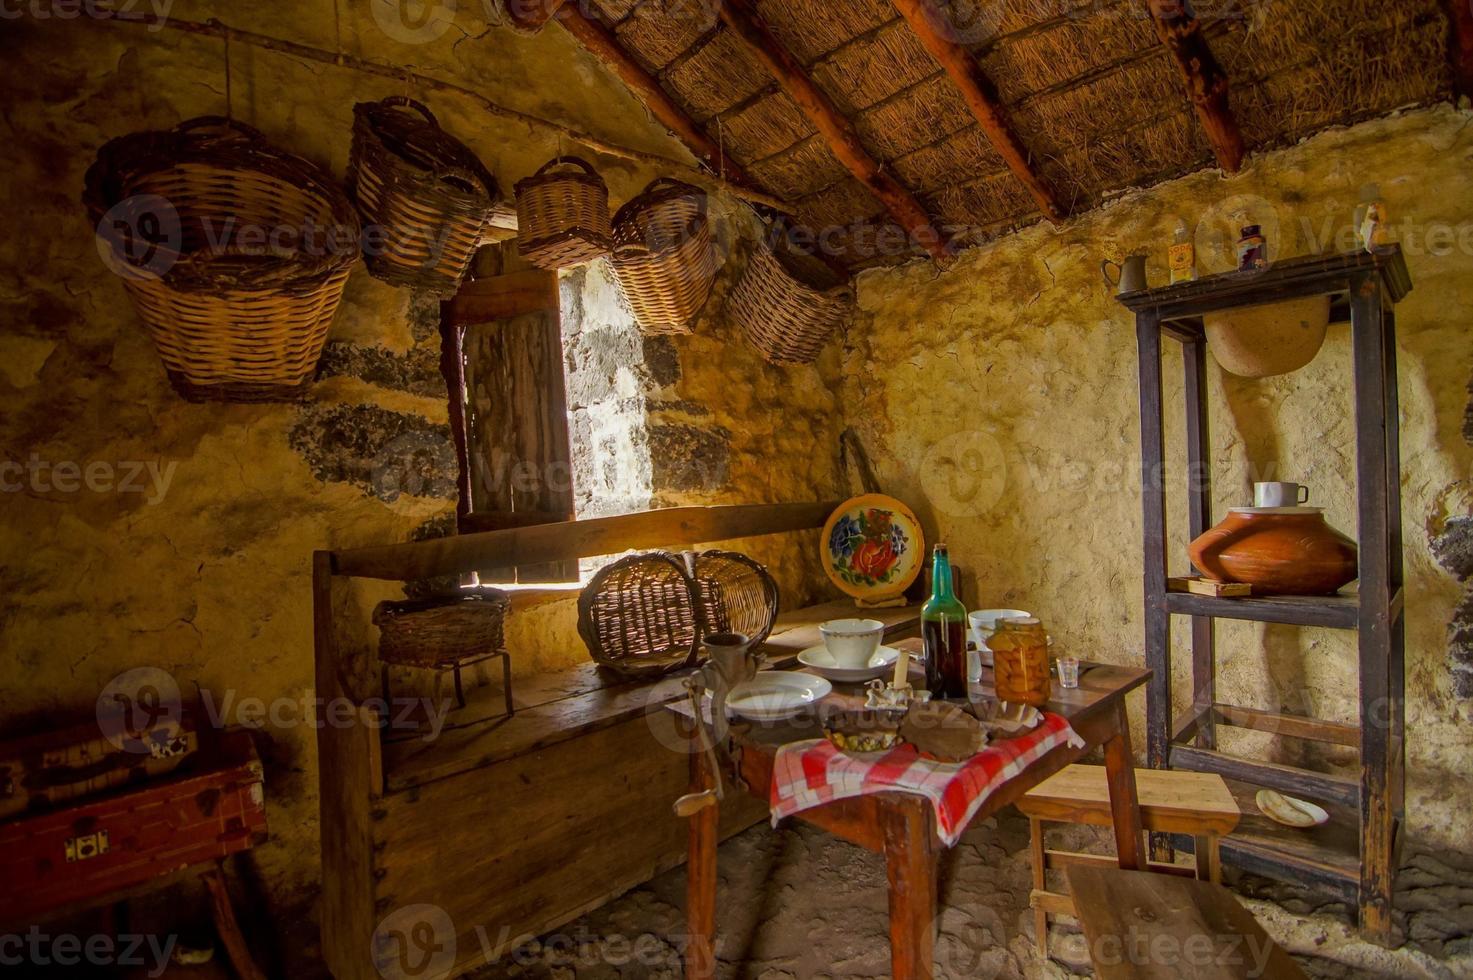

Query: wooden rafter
<box><xmin>1443</xmin><ymin>0</ymin><xmax>1473</xmax><ymax>98</ymax></box>
<box><xmin>716</xmin><ymin>0</ymin><xmax>952</xmax><ymax>263</ymax></box>
<box><xmin>1144</xmin><ymin>0</ymin><xmax>1245</xmax><ymax>173</ymax></box>
<box><xmin>890</xmin><ymin>0</ymin><xmax>1064</xmax><ymax>224</ymax></box>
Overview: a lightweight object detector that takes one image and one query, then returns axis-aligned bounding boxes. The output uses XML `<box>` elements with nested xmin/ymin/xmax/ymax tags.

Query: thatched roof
<box><xmin>557</xmin><ymin>0</ymin><xmax>1456</xmax><ymax>269</ymax></box>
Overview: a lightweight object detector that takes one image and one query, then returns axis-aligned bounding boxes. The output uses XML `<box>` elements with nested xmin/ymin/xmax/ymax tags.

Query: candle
<box><xmin>892</xmin><ymin>649</ymin><xmax>908</xmax><ymax>688</ymax></box>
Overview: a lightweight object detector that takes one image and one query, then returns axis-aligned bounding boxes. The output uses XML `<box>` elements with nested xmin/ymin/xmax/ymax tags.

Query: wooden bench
<box><xmin>314</xmin><ymin>502</ymin><xmax>922</xmax><ymax>980</ymax></box>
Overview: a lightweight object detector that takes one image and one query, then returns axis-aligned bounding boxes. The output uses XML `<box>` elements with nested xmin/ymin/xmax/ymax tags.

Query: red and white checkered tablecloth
<box><xmin>769</xmin><ymin>712</ymin><xmax>1084</xmax><ymax>846</ymax></box>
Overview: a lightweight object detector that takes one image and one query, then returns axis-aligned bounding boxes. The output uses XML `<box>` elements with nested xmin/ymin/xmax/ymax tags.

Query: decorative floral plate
<box><xmin>821</xmin><ymin>494</ymin><xmax>924</xmax><ymax>602</ymax></box>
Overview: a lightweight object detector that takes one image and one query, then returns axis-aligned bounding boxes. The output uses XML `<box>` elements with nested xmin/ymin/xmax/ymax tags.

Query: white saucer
<box><xmin>797</xmin><ymin>644</ymin><xmax>902</xmax><ymax>683</ymax></box>
<box><xmin>721</xmin><ymin>672</ymin><xmax>832</xmax><ymax>722</ymax></box>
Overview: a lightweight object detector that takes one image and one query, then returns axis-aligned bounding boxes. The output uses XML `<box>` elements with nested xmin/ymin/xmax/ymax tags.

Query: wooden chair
<box><xmin>1018</xmin><ymin>764</ymin><xmax>1241</xmax><ymax>956</ymax></box>
<box><xmin>1065</xmin><ymin>865</ymin><xmax>1307</xmax><ymax>979</ymax></box>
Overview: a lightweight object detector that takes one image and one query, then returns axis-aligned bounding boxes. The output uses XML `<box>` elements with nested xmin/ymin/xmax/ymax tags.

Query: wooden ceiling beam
<box><xmin>890</xmin><ymin>0</ymin><xmax>1065</xmax><ymax>225</ymax></box>
<box><xmin>551</xmin><ymin>7</ymin><xmax>774</xmax><ymax>202</ymax></box>
<box><xmin>1443</xmin><ymin>0</ymin><xmax>1473</xmax><ymax>98</ymax></box>
<box><xmin>1143</xmin><ymin>0</ymin><xmax>1246</xmax><ymax>173</ymax></box>
<box><xmin>716</xmin><ymin>0</ymin><xmax>953</xmax><ymax>263</ymax></box>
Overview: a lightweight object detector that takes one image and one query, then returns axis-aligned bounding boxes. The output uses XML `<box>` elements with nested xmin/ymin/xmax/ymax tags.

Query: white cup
<box><xmin>1254</xmin><ymin>481</ymin><xmax>1310</xmax><ymax>508</ymax></box>
<box><xmin>819</xmin><ymin>618</ymin><xmax>884</xmax><ymax>668</ymax></box>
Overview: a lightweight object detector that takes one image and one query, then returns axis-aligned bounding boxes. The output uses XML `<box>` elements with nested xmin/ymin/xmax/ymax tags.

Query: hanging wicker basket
<box><xmin>515</xmin><ymin>156</ymin><xmax>612</xmax><ymax>269</ymax></box>
<box><xmin>577</xmin><ymin>550</ymin><xmax>778</xmax><ymax>679</ymax></box>
<box><xmin>609</xmin><ymin>178</ymin><xmax>717</xmax><ymax>336</ymax></box>
<box><xmin>729</xmin><ymin>239</ymin><xmax>853</xmax><ymax>364</ymax></box>
<box><xmin>83</xmin><ymin>116</ymin><xmax>361</xmax><ymax>402</ymax></box>
<box><xmin>348</xmin><ymin>96</ymin><xmax>499</xmax><ymax>296</ymax></box>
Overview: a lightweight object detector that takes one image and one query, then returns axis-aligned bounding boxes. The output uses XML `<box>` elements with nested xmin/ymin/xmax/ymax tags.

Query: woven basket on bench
<box><xmin>515</xmin><ymin>156</ymin><xmax>612</xmax><ymax>269</ymax></box>
<box><xmin>348</xmin><ymin>96</ymin><xmax>499</xmax><ymax>296</ymax></box>
<box><xmin>372</xmin><ymin>589</ymin><xmax>511</xmax><ymax>668</ymax></box>
<box><xmin>578</xmin><ymin>550</ymin><xmax>778</xmax><ymax>679</ymax></box>
<box><xmin>609</xmin><ymin>178</ymin><xmax>717</xmax><ymax>335</ymax></box>
<box><xmin>83</xmin><ymin>116</ymin><xmax>360</xmax><ymax>402</ymax></box>
<box><xmin>729</xmin><ymin>238</ymin><xmax>853</xmax><ymax>364</ymax></box>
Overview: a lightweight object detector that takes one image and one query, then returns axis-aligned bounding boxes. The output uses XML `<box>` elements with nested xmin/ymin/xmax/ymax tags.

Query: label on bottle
<box><xmin>1168</xmin><ymin>242</ymin><xmax>1196</xmax><ymax>283</ymax></box>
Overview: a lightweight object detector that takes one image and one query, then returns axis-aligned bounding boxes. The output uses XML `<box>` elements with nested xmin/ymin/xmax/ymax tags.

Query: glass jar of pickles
<box><xmin>989</xmin><ymin>616</ymin><xmax>1051</xmax><ymax>707</ymax></box>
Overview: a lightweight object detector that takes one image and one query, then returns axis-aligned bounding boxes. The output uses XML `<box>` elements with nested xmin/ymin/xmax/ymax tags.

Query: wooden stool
<box><xmin>1065</xmin><ymin>865</ymin><xmax>1307</xmax><ymax>979</ymax></box>
<box><xmin>1018</xmin><ymin>765</ymin><xmax>1240</xmax><ymax>956</ymax></box>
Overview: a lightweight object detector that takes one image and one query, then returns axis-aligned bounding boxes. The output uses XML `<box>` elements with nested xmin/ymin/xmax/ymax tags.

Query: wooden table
<box><xmin>672</xmin><ymin>638</ymin><xmax>1151</xmax><ymax>980</ymax></box>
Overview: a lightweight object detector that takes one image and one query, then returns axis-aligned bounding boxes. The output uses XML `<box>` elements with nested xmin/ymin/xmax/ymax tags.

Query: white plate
<box><xmin>797</xmin><ymin>644</ymin><xmax>902</xmax><ymax>683</ymax></box>
<box><xmin>722</xmin><ymin>672</ymin><xmax>833</xmax><ymax>722</ymax></box>
<box><xmin>1256</xmin><ymin>790</ymin><xmax>1330</xmax><ymax>828</ymax></box>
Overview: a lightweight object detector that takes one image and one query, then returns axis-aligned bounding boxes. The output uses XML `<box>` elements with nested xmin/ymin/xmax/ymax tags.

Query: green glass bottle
<box><xmin>921</xmin><ymin>544</ymin><xmax>969</xmax><ymax>700</ymax></box>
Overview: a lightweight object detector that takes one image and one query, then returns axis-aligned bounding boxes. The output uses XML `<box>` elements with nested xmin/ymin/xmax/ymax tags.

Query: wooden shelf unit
<box><xmin>1120</xmin><ymin>248</ymin><xmax>1410</xmax><ymax>944</ymax></box>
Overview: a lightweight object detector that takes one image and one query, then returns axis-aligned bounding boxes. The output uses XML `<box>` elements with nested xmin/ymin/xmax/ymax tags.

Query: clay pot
<box><xmin>1189</xmin><ymin>508</ymin><xmax>1358</xmax><ymax>596</ymax></box>
<box><xmin>1204</xmin><ymin>295</ymin><xmax>1331</xmax><ymax>378</ymax></box>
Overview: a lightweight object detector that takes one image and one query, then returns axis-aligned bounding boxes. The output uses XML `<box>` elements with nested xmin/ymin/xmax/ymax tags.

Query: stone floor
<box><xmin>471</xmin><ymin>812</ymin><xmax>1473</xmax><ymax>980</ymax></box>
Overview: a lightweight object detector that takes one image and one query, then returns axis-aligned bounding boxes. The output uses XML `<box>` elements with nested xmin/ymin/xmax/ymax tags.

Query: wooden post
<box><xmin>685</xmin><ymin>728</ymin><xmax>719</xmax><ymax>980</ymax></box>
<box><xmin>1182</xmin><ymin>329</ymin><xmax>1216</xmax><ymax>750</ymax></box>
<box><xmin>1102</xmin><ymin>700</ymin><xmax>1145</xmax><ymax>872</ymax></box>
<box><xmin>201</xmin><ymin>865</ymin><xmax>268</xmax><ymax>980</ymax></box>
<box><xmin>1442</xmin><ymin>0</ymin><xmax>1473</xmax><ymax>98</ymax></box>
<box><xmin>1144</xmin><ymin>0</ymin><xmax>1246</xmax><ymax>173</ymax></box>
<box><xmin>883</xmin><ymin>800</ymin><xmax>937</xmax><ymax>980</ymax></box>
<box><xmin>888</xmin><ymin>0</ymin><xmax>1063</xmax><ymax>225</ymax></box>
<box><xmin>717</xmin><ymin>0</ymin><xmax>953</xmax><ymax>264</ymax></box>
<box><xmin>1350</xmin><ymin>273</ymin><xmax>1394</xmax><ymax>945</ymax></box>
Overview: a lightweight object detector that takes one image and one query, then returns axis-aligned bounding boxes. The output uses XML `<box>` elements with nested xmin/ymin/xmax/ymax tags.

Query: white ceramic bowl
<box><xmin>968</xmin><ymin>608</ymin><xmax>1031</xmax><ymax>647</ymax></box>
<box><xmin>819</xmin><ymin>618</ymin><xmax>885</xmax><ymax>668</ymax></box>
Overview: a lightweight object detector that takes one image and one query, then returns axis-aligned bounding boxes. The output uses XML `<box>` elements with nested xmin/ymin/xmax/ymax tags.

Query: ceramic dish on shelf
<box><xmin>717</xmin><ymin>672</ymin><xmax>832</xmax><ymax>723</ymax></box>
<box><xmin>820</xmin><ymin>494</ymin><xmax>924</xmax><ymax>602</ymax></box>
<box><xmin>798</xmin><ymin>643</ymin><xmax>901</xmax><ymax>683</ymax></box>
<box><xmin>1256</xmin><ymin>789</ymin><xmax>1330</xmax><ymax>828</ymax></box>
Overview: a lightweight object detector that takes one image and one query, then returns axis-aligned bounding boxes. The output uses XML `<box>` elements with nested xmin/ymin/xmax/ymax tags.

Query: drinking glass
<box><xmin>1057</xmin><ymin>655</ymin><xmax>1081</xmax><ymax>689</ymax></box>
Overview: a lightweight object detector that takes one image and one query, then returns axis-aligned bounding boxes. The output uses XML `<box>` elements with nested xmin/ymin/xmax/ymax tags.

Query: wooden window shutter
<box><xmin>441</xmin><ymin>243</ymin><xmax>577</xmax><ymax>583</ymax></box>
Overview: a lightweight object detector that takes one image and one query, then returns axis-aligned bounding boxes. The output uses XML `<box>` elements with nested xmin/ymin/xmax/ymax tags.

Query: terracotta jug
<box><xmin>1189</xmin><ymin>508</ymin><xmax>1358</xmax><ymax>596</ymax></box>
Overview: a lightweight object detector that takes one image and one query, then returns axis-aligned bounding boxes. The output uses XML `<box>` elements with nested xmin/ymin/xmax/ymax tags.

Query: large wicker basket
<box><xmin>348</xmin><ymin>97</ymin><xmax>499</xmax><ymax>296</ymax></box>
<box><xmin>578</xmin><ymin>550</ymin><xmax>778</xmax><ymax>679</ymax></box>
<box><xmin>610</xmin><ymin>178</ymin><xmax>717</xmax><ymax>335</ymax></box>
<box><xmin>515</xmin><ymin>156</ymin><xmax>612</xmax><ymax>269</ymax></box>
<box><xmin>373</xmin><ymin>589</ymin><xmax>512</xmax><ymax>668</ymax></box>
<box><xmin>83</xmin><ymin>116</ymin><xmax>360</xmax><ymax>402</ymax></box>
<box><xmin>729</xmin><ymin>239</ymin><xmax>853</xmax><ymax>364</ymax></box>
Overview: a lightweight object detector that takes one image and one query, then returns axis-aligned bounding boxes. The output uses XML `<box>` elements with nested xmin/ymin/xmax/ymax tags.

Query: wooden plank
<box><xmin>1350</xmin><ymin>271</ymin><xmax>1395</xmax><ymax>944</ymax></box>
<box><xmin>1183</xmin><ymin>333</ymin><xmax>1217</xmax><ymax>750</ymax></box>
<box><xmin>1117</xmin><ymin>246</ymin><xmax>1412</xmax><ymax>317</ymax></box>
<box><xmin>439</xmin><ymin>312</ymin><xmax>472</xmax><ymax>525</ymax></box>
<box><xmin>333</xmin><ymin>501</ymin><xmax>839</xmax><ymax>581</ymax></box>
<box><xmin>372</xmin><ymin>715</ymin><xmax>765</xmax><ymax>980</ymax></box>
<box><xmin>1164</xmin><ymin>591</ymin><xmax>1359</xmax><ymax>630</ymax></box>
<box><xmin>1138</xmin><ymin>308</ymin><xmax>1172</xmax><ymax>779</ymax></box>
<box><xmin>1018</xmin><ymin>765</ymin><xmax>1240</xmax><ymax>836</ymax></box>
<box><xmin>717</xmin><ymin>0</ymin><xmax>953</xmax><ymax>264</ymax></box>
<box><xmin>1143</xmin><ymin>0</ymin><xmax>1245</xmax><ymax>173</ymax></box>
<box><xmin>1215</xmin><ymin>777</ymin><xmax>1362</xmax><ymax>904</ymax></box>
<box><xmin>883</xmin><ymin>799</ymin><xmax>937</xmax><ymax>980</ymax></box>
<box><xmin>1043</xmin><ymin>851</ymin><xmax>1196</xmax><ymax>879</ymax></box>
<box><xmin>381</xmin><ymin>600</ymin><xmax>922</xmax><ymax>790</ymax></box>
<box><xmin>313</xmin><ymin>552</ymin><xmax>383</xmax><ymax>980</ymax></box>
<box><xmin>1065</xmin><ymin>866</ymin><xmax>1308</xmax><ymax>979</ymax></box>
<box><xmin>1170</xmin><ymin>744</ymin><xmax>1359</xmax><ymax>809</ymax></box>
<box><xmin>1213</xmin><ymin>705</ymin><xmax>1360</xmax><ymax>749</ymax></box>
<box><xmin>1103</xmin><ymin>700</ymin><xmax>1145</xmax><ymax>871</ymax></box>
<box><xmin>888</xmin><ymin>0</ymin><xmax>1063</xmax><ymax>224</ymax></box>
<box><xmin>443</xmin><ymin>270</ymin><xmax>559</xmax><ymax>327</ymax></box>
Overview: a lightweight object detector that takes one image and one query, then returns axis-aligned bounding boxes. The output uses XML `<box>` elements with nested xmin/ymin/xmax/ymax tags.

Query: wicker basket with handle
<box><xmin>83</xmin><ymin>116</ymin><xmax>361</xmax><ymax>402</ymax></box>
<box><xmin>577</xmin><ymin>550</ymin><xmax>778</xmax><ymax>679</ymax></box>
<box><xmin>515</xmin><ymin>156</ymin><xmax>612</xmax><ymax>269</ymax></box>
<box><xmin>372</xmin><ymin>589</ymin><xmax>512</xmax><ymax>669</ymax></box>
<box><xmin>609</xmin><ymin>178</ymin><xmax>717</xmax><ymax>335</ymax></box>
<box><xmin>348</xmin><ymin>96</ymin><xmax>499</xmax><ymax>296</ymax></box>
<box><xmin>729</xmin><ymin>238</ymin><xmax>853</xmax><ymax>364</ymax></box>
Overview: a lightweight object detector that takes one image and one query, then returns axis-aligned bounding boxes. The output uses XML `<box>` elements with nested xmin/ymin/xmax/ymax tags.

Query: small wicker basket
<box><xmin>610</xmin><ymin>178</ymin><xmax>717</xmax><ymax>335</ymax></box>
<box><xmin>515</xmin><ymin>156</ymin><xmax>612</xmax><ymax>269</ymax></box>
<box><xmin>729</xmin><ymin>239</ymin><xmax>853</xmax><ymax>364</ymax></box>
<box><xmin>578</xmin><ymin>550</ymin><xmax>778</xmax><ymax>679</ymax></box>
<box><xmin>348</xmin><ymin>97</ymin><xmax>499</xmax><ymax>296</ymax></box>
<box><xmin>83</xmin><ymin>116</ymin><xmax>361</xmax><ymax>402</ymax></box>
<box><xmin>373</xmin><ymin>589</ymin><xmax>511</xmax><ymax>668</ymax></box>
